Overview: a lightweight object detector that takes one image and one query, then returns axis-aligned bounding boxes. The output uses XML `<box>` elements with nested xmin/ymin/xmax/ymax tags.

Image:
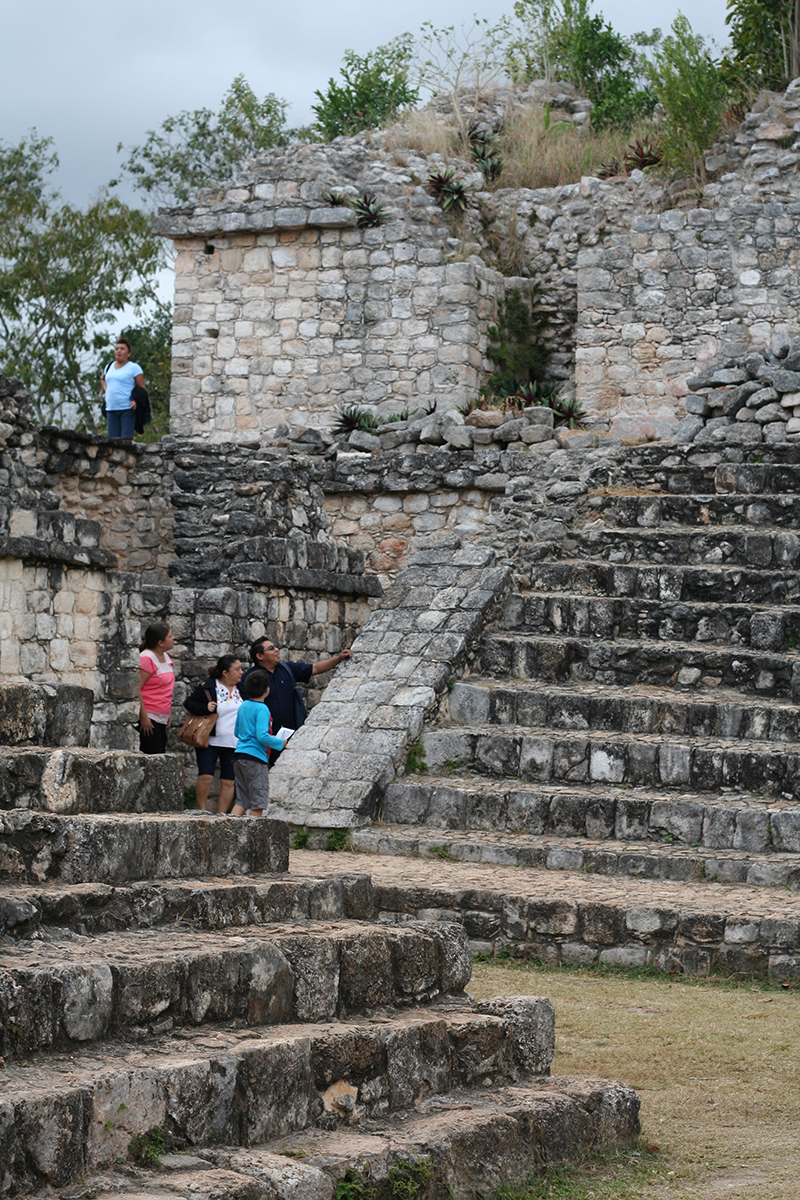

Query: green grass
<box><xmin>290</xmin><ymin>827</ymin><xmax>311</xmax><ymax>850</ymax></box>
<box><xmin>325</xmin><ymin>828</ymin><xmax>352</xmax><ymax>852</ymax></box>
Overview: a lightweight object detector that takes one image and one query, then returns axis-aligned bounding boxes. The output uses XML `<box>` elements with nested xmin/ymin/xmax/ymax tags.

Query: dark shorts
<box><xmin>233</xmin><ymin>755</ymin><xmax>270</xmax><ymax>811</ymax></box>
<box><xmin>195</xmin><ymin>744</ymin><xmax>236</xmax><ymax>779</ymax></box>
<box><xmin>139</xmin><ymin>721</ymin><xmax>168</xmax><ymax>755</ymax></box>
<box><xmin>107</xmin><ymin>409</ymin><xmax>136</xmax><ymax>439</ymax></box>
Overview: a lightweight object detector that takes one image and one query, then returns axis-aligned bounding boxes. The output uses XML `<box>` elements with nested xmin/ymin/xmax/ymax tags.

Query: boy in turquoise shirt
<box><xmin>231</xmin><ymin>669</ymin><xmax>286</xmax><ymax>816</ymax></box>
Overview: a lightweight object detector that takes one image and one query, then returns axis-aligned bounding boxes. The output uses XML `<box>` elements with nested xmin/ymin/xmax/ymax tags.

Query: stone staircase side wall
<box><xmin>268</xmin><ymin>543</ymin><xmax>512</xmax><ymax>830</ymax></box>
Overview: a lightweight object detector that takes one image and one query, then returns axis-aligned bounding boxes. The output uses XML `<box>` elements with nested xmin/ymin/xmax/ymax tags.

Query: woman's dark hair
<box><xmin>140</xmin><ymin>622</ymin><xmax>170</xmax><ymax>651</ymax></box>
<box><xmin>116</xmin><ymin>336</ymin><xmax>132</xmax><ymax>353</ymax></box>
<box><xmin>244</xmin><ymin>669</ymin><xmax>270</xmax><ymax>698</ymax></box>
<box><xmin>212</xmin><ymin>654</ymin><xmax>240</xmax><ymax>679</ymax></box>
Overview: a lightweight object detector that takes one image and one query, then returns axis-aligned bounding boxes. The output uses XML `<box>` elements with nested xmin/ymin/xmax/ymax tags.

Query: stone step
<box><xmin>4</xmin><ymin>506</ymin><xmax>102</xmax><ymax>549</ymax></box>
<box><xmin>16</xmin><ymin>1073</ymin><xmax>640</xmax><ymax>1200</ymax></box>
<box><xmin>204</xmin><ymin>1075</ymin><xmax>639</xmax><ymax>1199</ymax></box>
<box><xmin>0</xmin><ymin>871</ymin><xmax>375</xmax><ymax>940</ymax></box>
<box><xmin>0</xmin><ymin>682</ymin><xmax>93</xmax><ymax>747</ymax></box>
<box><xmin>0</xmin><ymin>747</ymin><xmax>183</xmax><ymax>814</ymax></box>
<box><xmin>0</xmin><ymin>812</ymin><xmax>289</xmax><ymax>885</ymax></box>
<box><xmin>448</xmin><ymin>678</ymin><xmax>800</xmax><ymax>742</ymax></box>
<box><xmin>525</xmin><ymin>558</ymin><xmax>800</xmax><ymax>604</ymax></box>
<box><xmin>352</xmin><ymin>823</ymin><xmax>800</xmax><ymax>890</ymax></box>
<box><xmin>0</xmin><ymin>919</ymin><xmax>471</xmax><ymax>1057</ymax></box>
<box><xmin>383</xmin><ymin>774</ymin><xmax>800</xmax><ymax>854</ymax></box>
<box><xmin>622</xmin><ymin>457</ymin><xmax>800</xmax><ymax>496</ymax></box>
<box><xmin>575</xmin><ymin>524</ymin><xmax>799</xmax><ymax>570</ymax></box>
<box><xmin>501</xmin><ymin>589</ymin><xmax>800</xmax><ymax>651</ymax></box>
<box><xmin>590</xmin><ymin>490</ymin><xmax>800</xmax><ymax>529</ymax></box>
<box><xmin>479</xmin><ymin>631</ymin><xmax>800</xmax><ymax>699</ymax></box>
<box><xmin>420</xmin><ymin>723</ymin><xmax>800</xmax><ymax>799</ymax></box>
<box><xmin>294</xmin><ymin>849</ymin><xmax>800</xmax><ymax>983</ymax></box>
<box><xmin>0</xmin><ymin>999</ymin><xmax>554</xmax><ymax>1192</ymax></box>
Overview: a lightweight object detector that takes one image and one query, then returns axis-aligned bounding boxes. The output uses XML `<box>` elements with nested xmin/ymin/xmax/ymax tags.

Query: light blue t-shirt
<box><xmin>104</xmin><ymin>361</ymin><xmax>143</xmax><ymax>411</ymax></box>
<box><xmin>234</xmin><ymin>700</ymin><xmax>284</xmax><ymax>763</ymax></box>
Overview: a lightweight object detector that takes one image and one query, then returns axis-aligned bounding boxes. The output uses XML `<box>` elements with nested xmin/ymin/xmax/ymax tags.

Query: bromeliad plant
<box><xmin>468</xmin><ymin>119</ymin><xmax>503</xmax><ymax>181</ymax></box>
<box><xmin>322</xmin><ymin>188</ymin><xmax>388</xmax><ymax>228</ymax></box>
<box><xmin>427</xmin><ymin>167</ymin><xmax>471</xmax><ymax>214</ymax></box>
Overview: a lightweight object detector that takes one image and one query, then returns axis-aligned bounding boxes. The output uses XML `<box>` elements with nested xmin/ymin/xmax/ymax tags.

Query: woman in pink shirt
<box><xmin>138</xmin><ymin>623</ymin><xmax>176</xmax><ymax>754</ymax></box>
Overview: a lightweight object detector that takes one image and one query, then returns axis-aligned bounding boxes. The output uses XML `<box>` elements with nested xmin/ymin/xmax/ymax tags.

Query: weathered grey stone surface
<box><xmin>0</xmin><ymin>682</ymin><xmax>93</xmax><ymax>747</ymax></box>
<box><xmin>0</xmin><ymin>747</ymin><xmax>183</xmax><ymax>814</ymax></box>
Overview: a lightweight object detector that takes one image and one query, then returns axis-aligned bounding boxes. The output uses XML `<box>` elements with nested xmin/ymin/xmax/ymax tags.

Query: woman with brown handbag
<box><xmin>183</xmin><ymin>654</ymin><xmax>244</xmax><ymax>812</ymax></box>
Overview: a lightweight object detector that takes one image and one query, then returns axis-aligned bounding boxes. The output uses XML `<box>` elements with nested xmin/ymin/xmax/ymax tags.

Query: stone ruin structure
<box><xmin>4</xmin><ymin>81</ymin><xmax>800</xmax><ymax>1197</ymax></box>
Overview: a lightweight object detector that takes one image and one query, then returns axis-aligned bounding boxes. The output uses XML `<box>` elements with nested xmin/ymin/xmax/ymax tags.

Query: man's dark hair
<box><xmin>116</xmin><ymin>336</ymin><xmax>132</xmax><ymax>353</ymax></box>
<box><xmin>250</xmin><ymin>638</ymin><xmax>267</xmax><ymax>664</ymax></box>
<box><xmin>244</xmin><ymin>668</ymin><xmax>270</xmax><ymax>698</ymax></box>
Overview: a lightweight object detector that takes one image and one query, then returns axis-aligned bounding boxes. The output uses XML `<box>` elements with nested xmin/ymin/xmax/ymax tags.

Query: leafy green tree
<box><xmin>509</xmin><ymin>1</ymin><xmax>659</xmax><ymax>128</ymax></box>
<box><xmin>96</xmin><ymin>303</ymin><xmax>173</xmax><ymax>442</ymax></box>
<box><xmin>723</xmin><ymin>0</ymin><xmax>799</xmax><ymax>92</ymax></box>
<box><xmin>0</xmin><ymin>133</ymin><xmax>162</xmax><ymax>430</ymax></box>
<box><xmin>312</xmin><ymin>36</ymin><xmax>418</xmax><ymax>140</ymax></box>
<box><xmin>646</xmin><ymin>14</ymin><xmax>729</xmax><ymax>183</ymax></box>
<box><xmin>118</xmin><ymin>75</ymin><xmax>288</xmax><ymax>206</ymax></box>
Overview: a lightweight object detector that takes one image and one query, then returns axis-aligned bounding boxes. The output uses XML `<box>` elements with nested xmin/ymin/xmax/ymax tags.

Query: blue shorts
<box><xmin>195</xmin><ymin>744</ymin><xmax>236</xmax><ymax>779</ymax></box>
<box><xmin>107</xmin><ymin>409</ymin><xmax>136</xmax><ymax>439</ymax></box>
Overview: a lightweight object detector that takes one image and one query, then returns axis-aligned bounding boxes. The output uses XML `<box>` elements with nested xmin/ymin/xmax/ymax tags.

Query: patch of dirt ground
<box><xmin>471</xmin><ymin>962</ymin><xmax>800</xmax><ymax>1199</ymax></box>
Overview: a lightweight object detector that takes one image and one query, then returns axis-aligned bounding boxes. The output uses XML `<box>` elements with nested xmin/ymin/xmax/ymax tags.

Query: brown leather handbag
<box><xmin>177</xmin><ymin>689</ymin><xmax>217</xmax><ymax>748</ymax></box>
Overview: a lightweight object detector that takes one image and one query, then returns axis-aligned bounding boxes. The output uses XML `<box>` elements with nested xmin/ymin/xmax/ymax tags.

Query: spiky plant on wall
<box><xmin>427</xmin><ymin>168</ymin><xmax>471</xmax><ymax>214</ymax></box>
<box><xmin>350</xmin><ymin>192</ymin><xmax>388</xmax><ymax>228</ymax></box>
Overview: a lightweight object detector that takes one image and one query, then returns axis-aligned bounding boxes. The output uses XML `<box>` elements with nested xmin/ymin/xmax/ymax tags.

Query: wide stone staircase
<box><xmin>0</xmin><ymin>682</ymin><xmax>638</xmax><ymax>1198</ymax></box>
<box><xmin>341</xmin><ymin>443</ymin><xmax>800</xmax><ymax>983</ymax></box>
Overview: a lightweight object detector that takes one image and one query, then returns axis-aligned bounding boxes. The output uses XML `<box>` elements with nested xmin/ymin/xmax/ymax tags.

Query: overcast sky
<box><xmin>2</xmin><ymin>0</ymin><xmax>729</xmax><ymax>205</ymax></box>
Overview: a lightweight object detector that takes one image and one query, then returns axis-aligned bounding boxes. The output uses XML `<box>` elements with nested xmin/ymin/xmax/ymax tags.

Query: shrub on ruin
<box><xmin>312</xmin><ymin>37</ymin><xmax>418</xmax><ymax>140</ymax></box>
<box><xmin>722</xmin><ymin>0</ymin><xmax>800</xmax><ymax>94</ymax></box>
<box><xmin>645</xmin><ymin>15</ymin><xmax>729</xmax><ymax>183</ymax></box>
<box><xmin>486</xmin><ymin>287</ymin><xmax>551</xmax><ymax>397</ymax></box>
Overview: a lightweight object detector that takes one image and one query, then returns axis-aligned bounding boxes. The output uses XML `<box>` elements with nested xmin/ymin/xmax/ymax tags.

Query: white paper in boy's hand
<box><xmin>276</xmin><ymin>727</ymin><xmax>295</xmax><ymax>742</ymax></box>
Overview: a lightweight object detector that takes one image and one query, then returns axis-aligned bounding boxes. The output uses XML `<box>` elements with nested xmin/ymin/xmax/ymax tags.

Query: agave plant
<box><xmin>596</xmin><ymin>156</ymin><xmax>624</xmax><ymax>180</ymax></box>
<box><xmin>511</xmin><ymin>380</ymin><xmax>561</xmax><ymax>407</ymax></box>
<box><xmin>350</xmin><ymin>192</ymin><xmax>388</xmax><ymax>228</ymax></box>
<box><xmin>427</xmin><ymin>169</ymin><xmax>471</xmax><ymax>215</ymax></box>
<box><xmin>332</xmin><ymin>404</ymin><xmax>379</xmax><ymax>436</ymax></box>
<box><xmin>321</xmin><ymin>188</ymin><xmax>352</xmax><ymax>206</ymax></box>
<box><xmin>472</xmin><ymin>143</ymin><xmax>503</xmax><ymax>182</ymax></box>
<box><xmin>622</xmin><ymin>138</ymin><xmax>662</xmax><ymax>172</ymax></box>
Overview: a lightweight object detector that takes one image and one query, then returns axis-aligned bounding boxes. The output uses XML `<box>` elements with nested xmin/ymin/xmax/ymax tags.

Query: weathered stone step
<box><xmin>3</xmin><ymin>506</ymin><xmax>102</xmax><ymax>548</ymax></box>
<box><xmin>0</xmin><ymin>919</ymin><xmax>471</xmax><ymax>1057</ymax></box>
<box><xmin>0</xmin><ymin>812</ymin><xmax>289</xmax><ymax>885</ymax></box>
<box><xmin>384</xmin><ymin>774</ymin><xmax>800</xmax><ymax>854</ymax></box>
<box><xmin>420</xmin><ymin>723</ymin><xmax>800</xmax><ymax>799</ymax></box>
<box><xmin>501</xmin><ymin>589</ymin><xmax>800</xmax><ymax>651</ymax></box>
<box><xmin>0</xmin><ymin>747</ymin><xmax>183</xmax><ymax>813</ymax></box>
<box><xmin>294</xmin><ymin>849</ymin><xmax>800</xmax><ymax>983</ymax></box>
<box><xmin>448</xmin><ymin>678</ymin><xmax>800</xmax><ymax>742</ymax></box>
<box><xmin>352</xmin><ymin>824</ymin><xmax>800</xmax><ymax>890</ymax></box>
<box><xmin>525</xmin><ymin>558</ymin><xmax>800</xmax><ymax>604</ymax></box>
<box><xmin>0</xmin><ymin>999</ymin><xmax>554</xmax><ymax>1192</ymax></box>
<box><xmin>619</xmin><ymin>457</ymin><xmax>800</xmax><ymax>497</ymax></box>
<box><xmin>0</xmin><ymin>871</ymin><xmax>374</xmax><ymax>940</ymax></box>
<box><xmin>21</xmin><ymin>1073</ymin><xmax>639</xmax><ymax>1200</ymax></box>
<box><xmin>590</xmin><ymin>490</ymin><xmax>800</xmax><ymax>529</ymax></box>
<box><xmin>0</xmin><ymin>682</ymin><xmax>93</xmax><ymax>747</ymax></box>
<box><xmin>575</xmin><ymin>524</ymin><xmax>800</xmax><ymax>569</ymax></box>
<box><xmin>206</xmin><ymin>1075</ymin><xmax>639</xmax><ymax>1199</ymax></box>
<box><xmin>480</xmin><ymin>630</ymin><xmax>800</xmax><ymax>699</ymax></box>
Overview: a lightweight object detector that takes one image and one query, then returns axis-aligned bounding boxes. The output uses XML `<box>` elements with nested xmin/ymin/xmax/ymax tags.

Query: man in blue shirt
<box><xmin>241</xmin><ymin>638</ymin><xmax>352</xmax><ymax>746</ymax></box>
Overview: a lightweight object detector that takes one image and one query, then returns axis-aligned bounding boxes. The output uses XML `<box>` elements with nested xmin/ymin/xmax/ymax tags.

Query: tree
<box><xmin>312</xmin><ymin>37</ymin><xmax>418</xmax><ymax>140</ymax></box>
<box><xmin>724</xmin><ymin>0</ymin><xmax>800</xmax><ymax>93</ymax></box>
<box><xmin>646</xmin><ymin>15</ymin><xmax>729</xmax><ymax>184</ymax></box>
<box><xmin>0</xmin><ymin>133</ymin><xmax>162</xmax><ymax>430</ymax></box>
<box><xmin>415</xmin><ymin>17</ymin><xmax>512</xmax><ymax>141</ymax></box>
<box><xmin>509</xmin><ymin>1</ymin><xmax>659</xmax><ymax>128</ymax></box>
<box><xmin>118</xmin><ymin>75</ymin><xmax>288</xmax><ymax>206</ymax></box>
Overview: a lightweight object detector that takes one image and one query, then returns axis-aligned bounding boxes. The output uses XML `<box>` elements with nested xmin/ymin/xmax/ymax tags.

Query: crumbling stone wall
<box><xmin>155</xmin><ymin>83</ymin><xmax>800</xmax><ymax>443</ymax></box>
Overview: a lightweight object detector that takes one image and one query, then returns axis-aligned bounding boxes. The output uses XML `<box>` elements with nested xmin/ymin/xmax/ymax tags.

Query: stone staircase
<box><xmin>0</xmin><ymin>682</ymin><xmax>639</xmax><ymax>1198</ymax></box>
<box><xmin>346</xmin><ymin>441</ymin><xmax>800</xmax><ymax>982</ymax></box>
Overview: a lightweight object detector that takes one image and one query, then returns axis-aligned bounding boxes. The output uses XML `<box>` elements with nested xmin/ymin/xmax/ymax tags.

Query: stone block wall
<box><xmin>156</xmin><ymin>145</ymin><xmax>502</xmax><ymax>440</ymax></box>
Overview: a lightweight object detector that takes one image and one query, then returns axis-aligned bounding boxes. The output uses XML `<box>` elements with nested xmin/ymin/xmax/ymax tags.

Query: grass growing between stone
<box><xmin>471</xmin><ymin>960</ymin><xmax>800</xmax><ymax>1199</ymax></box>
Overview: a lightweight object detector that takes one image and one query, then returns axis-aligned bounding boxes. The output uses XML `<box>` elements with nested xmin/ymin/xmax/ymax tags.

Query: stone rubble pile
<box><xmin>345</xmin><ymin>402</ymin><xmax>564</xmax><ymax>456</ymax></box>
<box><xmin>674</xmin><ymin>334</ymin><xmax>800</xmax><ymax>446</ymax></box>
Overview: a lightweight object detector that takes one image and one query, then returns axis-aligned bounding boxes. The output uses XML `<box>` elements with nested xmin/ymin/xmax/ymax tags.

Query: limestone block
<box><xmin>466</xmin><ymin>410</ymin><xmax>504</xmax><ymax>428</ymax></box>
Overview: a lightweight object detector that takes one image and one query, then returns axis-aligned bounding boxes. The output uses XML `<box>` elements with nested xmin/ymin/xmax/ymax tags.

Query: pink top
<box><xmin>139</xmin><ymin>650</ymin><xmax>175</xmax><ymax>716</ymax></box>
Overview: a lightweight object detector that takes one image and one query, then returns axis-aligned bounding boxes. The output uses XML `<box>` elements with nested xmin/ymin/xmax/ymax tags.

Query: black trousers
<box><xmin>139</xmin><ymin>721</ymin><xmax>168</xmax><ymax>754</ymax></box>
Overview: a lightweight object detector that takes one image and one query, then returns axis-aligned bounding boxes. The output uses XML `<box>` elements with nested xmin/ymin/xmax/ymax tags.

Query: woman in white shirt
<box><xmin>183</xmin><ymin>655</ymin><xmax>244</xmax><ymax>813</ymax></box>
<box><xmin>101</xmin><ymin>336</ymin><xmax>144</xmax><ymax>440</ymax></box>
